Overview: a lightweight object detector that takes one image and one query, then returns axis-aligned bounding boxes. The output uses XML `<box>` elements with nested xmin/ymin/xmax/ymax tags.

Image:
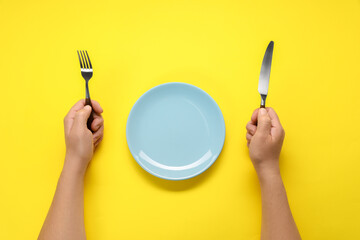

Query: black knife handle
<box><xmin>260</xmin><ymin>94</ymin><xmax>267</xmax><ymax>108</ymax></box>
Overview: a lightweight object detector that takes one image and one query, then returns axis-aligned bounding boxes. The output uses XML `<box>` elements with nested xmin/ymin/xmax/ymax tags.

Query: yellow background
<box><xmin>1</xmin><ymin>0</ymin><xmax>359</xmax><ymax>239</ymax></box>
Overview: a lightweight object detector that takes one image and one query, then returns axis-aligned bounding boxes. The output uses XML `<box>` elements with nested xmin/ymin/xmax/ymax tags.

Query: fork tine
<box><xmin>77</xmin><ymin>50</ymin><xmax>83</xmax><ymax>68</ymax></box>
<box><xmin>85</xmin><ymin>51</ymin><xmax>92</xmax><ymax>69</ymax></box>
<box><xmin>83</xmin><ymin>50</ymin><xmax>90</xmax><ymax>69</ymax></box>
<box><xmin>83</xmin><ymin>51</ymin><xmax>89</xmax><ymax>69</ymax></box>
<box><xmin>80</xmin><ymin>51</ymin><xmax>88</xmax><ymax>69</ymax></box>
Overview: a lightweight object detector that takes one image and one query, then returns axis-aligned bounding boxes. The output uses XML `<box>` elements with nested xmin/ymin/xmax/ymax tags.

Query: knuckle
<box><xmin>246</xmin><ymin>122</ymin><xmax>254</xmax><ymax>130</ymax></box>
<box><xmin>76</xmin><ymin>110</ymin><xmax>85</xmax><ymax>117</ymax></box>
<box><xmin>246</xmin><ymin>133</ymin><xmax>252</xmax><ymax>140</ymax></box>
<box><xmin>98</xmin><ymin>118</ymin><xmax>104</xmax><ymax>125</ymax></box>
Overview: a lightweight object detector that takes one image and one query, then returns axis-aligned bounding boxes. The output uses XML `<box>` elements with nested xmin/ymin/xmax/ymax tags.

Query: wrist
<box><xmin>62</xmin><ymin>154</ymin><xmax>88</xmax><ymax>179</ymax></box>
<box><xmin>254</xmin><ymin>162</ymin><xmax>281</xmax><ymax>184</ymax></box>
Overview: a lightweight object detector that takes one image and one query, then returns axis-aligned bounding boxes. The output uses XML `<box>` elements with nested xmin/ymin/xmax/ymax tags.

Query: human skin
<box><xmin>38</xmin><ymin>102</ymin><xmax>300</xmax><ymax>240</ymax></box>
<box><xmin>38</xmin><ymin>100</ymin><xmax>104</xmax><ymax>240</ymax></box>
<box><xmin>246</xmin><ymin>107</ymin><xmax>301</xmax><ymax>240</ymax></box>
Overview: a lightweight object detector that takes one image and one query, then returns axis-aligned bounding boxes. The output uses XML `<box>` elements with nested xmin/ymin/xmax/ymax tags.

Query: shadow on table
<box><xmin>128</xmin><ymin>142</ymin><xmax>226</xmax><ymax>192</ymax></box>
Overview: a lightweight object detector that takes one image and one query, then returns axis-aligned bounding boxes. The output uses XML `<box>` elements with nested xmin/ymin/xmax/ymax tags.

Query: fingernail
<box><xmin>260</xmin><ymin>108</ymin><xmax>267</xmax><ymax>116</ymax></box>
<box><xmin>84</xmin><ymin>105</ymin><xmax>91</xmax><ymax>111</ymax></box>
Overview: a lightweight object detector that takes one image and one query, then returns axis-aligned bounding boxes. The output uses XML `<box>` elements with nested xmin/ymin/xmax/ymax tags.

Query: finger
<box><xmin>92</xmin><ymin>111</ymin><xmax>103</xmax><ymax>121</ymax></box>
<box><xmin>91</xmin><ymin>116</ymin><xmax>104</xmax><ymax>132</ymax></box>
<box><xmin>64</xmin><ymin>100</ymin><xmax>86</xmax><ymax>134</ymax></box>
<box><xmin>256</xmin><ymin>108</ymin><xmax>271</xmax><ymax>135</ymax></box>
<box><xmin>90</xmin><ymin>99</ymin><xmax>103</xmax><ymax>115</ymax></box>
<box><xmin>94</xmin><ymin>136</ymin><xmax>103</xmax><ymax>148</ymax></box>
<box><xmin>246</xmin><ymin>139</ymin><xmax>251</xmax><ymax>148</ymax></box>
<box><xmin>73</xmin><ymin>105</ymin><xmax>92</xmax><ymax>129</ymax></box>
<box><xmin>266</xmin><ymin>107</ymin><xmax>282</xmax><ymax>127</ymax></box>
<box><xmin>266</xmin><ymin>107</ymin><xmax>285</xmax><ymax>138</ymax></box>
<box><xmin>246</xmin><ymin>132</ymin><xmax>253</xmax><ymax>142</ymax></box>
<box><xmin>66</xmin><ymin>99</ymin><xmax>86</xmax><ymax>118</ymax></box>
<box><xmin>92</xmin><ymin>124</ymin><xmax>104</xmax><ymax>142</ymax></box>
<box><xmin>246</xmin><ymin>121</ymin><xmax>257</xmax><ymax>135</ymax></box>
<box><xmin>251</xmin><ymin>108</ymin><xmax>260</xmax><ymax>124</ymax></box>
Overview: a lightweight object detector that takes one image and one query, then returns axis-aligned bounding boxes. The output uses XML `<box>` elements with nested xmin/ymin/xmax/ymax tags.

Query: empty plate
<box><xmin>126</xmin><ymin>82</ymin><xmax>225</xmax><ymax>180</ymax></box>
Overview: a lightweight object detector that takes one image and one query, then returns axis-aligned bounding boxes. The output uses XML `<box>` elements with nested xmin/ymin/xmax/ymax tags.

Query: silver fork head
<box><xmin>77</xmin><ymin>50</ymin><xmax>93</xmax><ymax>81</ymax></box>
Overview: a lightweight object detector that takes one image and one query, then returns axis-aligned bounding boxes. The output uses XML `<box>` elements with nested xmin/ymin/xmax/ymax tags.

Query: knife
<box><xmin>258</xmin><ymin>41</ymin><xmax>274</xmax><ymax>108</ymax></box>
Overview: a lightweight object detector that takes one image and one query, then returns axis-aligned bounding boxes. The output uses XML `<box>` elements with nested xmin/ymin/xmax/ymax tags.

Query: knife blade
<box><xmin>258</xmin><ymin>41</ymin><xmax>274</xmax><ymax>108</ymax></box>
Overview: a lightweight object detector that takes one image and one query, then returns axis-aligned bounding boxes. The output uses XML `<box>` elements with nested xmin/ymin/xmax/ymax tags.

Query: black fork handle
<box><xmin>85</xmin><ymin>97</ymin><xmax>95</xmax><ymax>132</ymax></box>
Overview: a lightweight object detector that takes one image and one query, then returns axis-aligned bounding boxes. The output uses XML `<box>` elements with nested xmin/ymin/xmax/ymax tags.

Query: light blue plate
<box><xmin>126</xmin><ymin>82</ymin><xmax>225</xmax><ymax>180</ymax></box>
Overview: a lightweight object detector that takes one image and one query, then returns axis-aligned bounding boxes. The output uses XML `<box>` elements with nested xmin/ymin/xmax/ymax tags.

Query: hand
<box><xmin>246</xmin><ymin>107</ymin><xmax>285</xmax><ymax>177</ymax></box>
<box><xmin>63</xmin><ymin>99</ymin><xmax>104</xmax><ymax>175</ymax></box>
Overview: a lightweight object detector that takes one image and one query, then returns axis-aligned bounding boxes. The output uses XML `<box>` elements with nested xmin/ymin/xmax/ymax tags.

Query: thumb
<box><xmin>73</xmin><ymin>105</ymin><xmax>92</xmax><ymax>128</ymax></box>
<box><xmin>257</xmin><ymin>108</ymin><xmax>272</xmax><ymax>135</ymax></box>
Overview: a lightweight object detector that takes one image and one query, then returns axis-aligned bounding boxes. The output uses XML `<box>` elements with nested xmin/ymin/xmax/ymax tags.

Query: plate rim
<box><xmin>126</xmin><ymin>82</ymin><xmax>226</xmax><ymax>180</ymax></box>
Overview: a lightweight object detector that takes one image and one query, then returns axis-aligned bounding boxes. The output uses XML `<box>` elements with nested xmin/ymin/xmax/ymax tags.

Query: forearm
<box><xmin>38</xmin><ymin>158</ymin><xmax>86</xmax><ymax>240</ymax></box>
<box><xmin>257</xmin><ymin>167</ymin><xmax>301</xmax><ymax>240</ymax></box>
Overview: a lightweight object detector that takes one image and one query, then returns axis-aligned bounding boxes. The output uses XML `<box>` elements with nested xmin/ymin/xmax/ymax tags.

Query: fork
<box><xmin>77</xmin><ymin>50</ymin><xmax>95</xmax><ymax>132</ymax></box>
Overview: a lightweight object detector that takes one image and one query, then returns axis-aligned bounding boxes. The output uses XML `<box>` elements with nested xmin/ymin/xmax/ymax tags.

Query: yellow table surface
<box><xmin>1</xmin><ymin>0</ymin><xmax>359</xmax><ymax>239</ymax></box>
